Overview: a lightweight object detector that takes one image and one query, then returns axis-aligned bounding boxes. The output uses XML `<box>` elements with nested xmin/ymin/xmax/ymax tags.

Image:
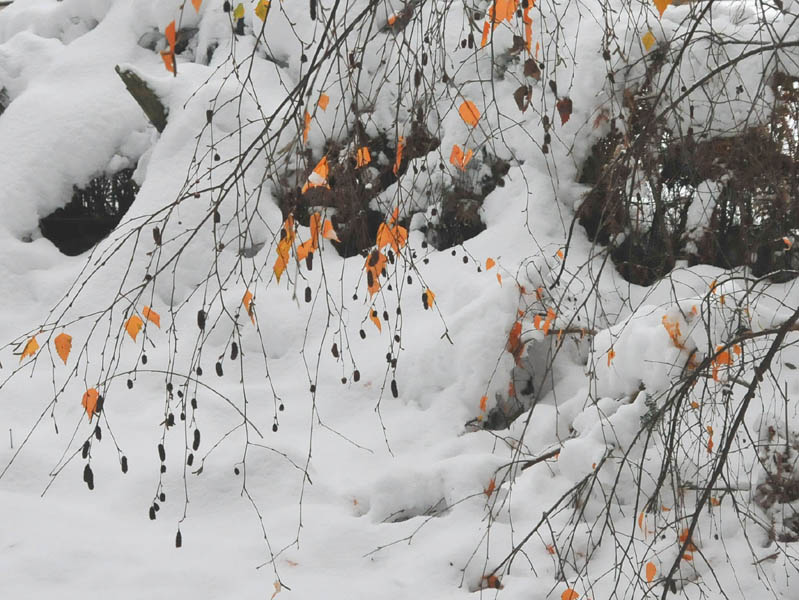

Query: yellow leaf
<box><xmin>125</xmin><ymin>315</ymin><xmax>144</xmax><ymax>341</ymax></box>
<box><xmin>255</xmin><ymin>0</ymin><xmax>270</xmax><ymax>21</ymax></box>
<box><xmin>192</xmin><ymin>0</ymin><xmax>202</xmax><ymax>12</ymax></box>
<box><xmin>54</xmin><ymin>333</ymin><xmax>72</xmax><ymax>365</ymax></box>
<box><xmin>318</xmin><ymin>93</ymin><xmax>329</xmax><ymax>110</ymax></box>
<box><xmin>369</xmin><ymin>308</ymin><xmax>382</xmax><ymax>332</ymax></box>
<box><xmin>242</xmin><ymin>290</ymin><xmax>255</xmax><ymax>324</ymax></box>
<box><xmin>82</xmin><ymin>388</ymin><xmax>99</xmax><ymax>422</ymax></box>
<box><xmin>643</xmin><ymin>561</ymin><xmax>656</xmax><ymax>583</ymax></box>
<box><xmin>653</xmin><ymin>0</ymin><xmax>670</xmax><ymax>17</ymax></box>
<box><xmin>20</xmin><ymin>336</ymin><xmax>39</xmax><ymax>362</ymax></box>
<box><xmin>485</xmin><ymin>258</ymin><xmax>496</xmax><ymax>270</ymax></box>
<box><xmin>422</xmin><ymin>288</ymin><xmax>435</xmax><ymax>310</ymax></box>
<box><xmin>642</xmin><ymin>31</ymin><xmax>656</xmax><ymax>52</ymax></box>
<box><xmin>233</xmin><ymin>3</ymin><xmax>245</xmax><ymax>19</ymax></box>
<box><xmin>459</xmin><ymin>100</ymin><xmax>481</xmax><ymax>127</ymax></box>
<box><xmin>143</xmin><ymin>306</ymin><xmax>161</xmax><ymax>328</ymax></box>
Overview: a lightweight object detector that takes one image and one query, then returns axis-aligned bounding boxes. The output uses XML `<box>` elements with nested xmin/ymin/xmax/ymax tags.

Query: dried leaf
<box><xmin>485</xmin><ymin>258</ymin><xmax>496</xmax><ymax>270</ymax></box>
<box><xmin>523</xmin><ymin>58</ymin><xmax>540</xmax><ymax>80</ymax></box>
<box><xmin>459</xmin><ymin>101</ymin><xmax>481</xmax><ymax>127</ymax></box>
<box><xmin>142</xmin><ymin>306</ymin><xmax>161</xmax><ymax>328</ymax></box>
<box><xmin>20</xmin><ymin>336</ymin><xmax>39</xmax><ymax>362</ymax></box>
<box><xmin>54</xmin><ymin>333</ymin><xmax>72</xmax><ymax>365</ymax></box>
<box><xmin>271</xmin><ymin>580</ymin><xmax>281</xmax><ymax>600</ymax></box>
<box><xmin>556</xmin><ymin>97</ymin><xmax>573</xmax><ymax>125</ymax></box>
<box><xmin>318</xmin><ymin>93</ymin><xmax>329</xmax><ymax>110</ymax></box>
<box><xmin>82</xmin><ymin>388</ymin><xmax>99</xmax><ymax>422</ymax></box>
<box><xmin>480</xmin><ymin>21</ymin><xmax>490</xmax><ymax>47</ymax></box>
<box><xmin>484</xmin><ymin>478</ymin><xmax>496</xmax><ymax>496</ymax></box>
<box><xmin>125</xmin><ymin>315</ymin><xmax>144</xmax><ymax>341</ymax></box>
<box><xmin>645</xmin><ymin>561</ymin><xmax>656</xmax><ymax>583</ymax></box>
<box><xmin>480</xmin><ymin>395</ymin><xmax>487</xmax><ymax>412</ymax></box>
<box><xmin>513</xmin><ymin>85</ymin><xmax>532</xmax><ymax>112</ymax></box>
<box><xmin>192</xmin><ymin>0</ymin><xmax>202</xmax><ymax>12</ymax></box>
<box><xmin>507</xmin><ymin>321</ymin><xmax>524</xmax><ymax>363</ymax></box>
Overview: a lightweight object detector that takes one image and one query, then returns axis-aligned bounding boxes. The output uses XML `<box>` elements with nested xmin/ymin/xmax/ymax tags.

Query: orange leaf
<box><xmin>607</xmin><ymin>348</ymin><xmax>616</xmax><ymax>367</ymax></box>
<box><xmin>356</xmin><ymin>146</ymin><xmax>371</xmax><ymax>167</ymax></box>
<box><xmin>192</xmin><ymin>0</ymin><xmax>202</xmax><ymax>11</ymax></box>
<box><xmin>556</xmin><ymin>248</ymin><xmax>564</xmax><ymax>260</ymax></box>
<box><xmin>309</xmin><ymin>212</ymin><xmax>321</xmax><ymax>248</ymax></box>
<box><xmin>710</xmin><ymin>497</ymin><xmax>721</xmax><ymax>506</ymax></box>
<box><xmin>653</xmin><ymin>0</ymin><xmax>671</xmax><ymax>17</ymax></box>
<box><xmin>546</xmin><ymin>544</ymin><xmax>556</xmax><ymax>555</ymax></box>
<box><xmin>387</xmin><ymin>14</ymin><xmax>397</xmax><ymax>25</ymax></box>
<box><xmin>376</xmin><ymin>223</ymin><xmax>392</xmax><ymax>249</ymax></box>
<box><xmin>20</xmin><ymin>336</ymin><xmax>39</xmax><ymax>362</ymax></box>
<box><xmin>322</xmin><ymin>219</ymin><xmax>339</xmax><ymax>242</ymax></box>
<box><xmin>480</xmin><ymin>21</ymin><xmax>490</xmax><ymax>47</ymax></box>
<box><xmin>165</xmin><ymin>20</ymin><xmax>176</xmax><ymax>54</ymax></box>
<box><xmin>422</xmin><ymin>288</ymin><xmax>435</xmax><ymax>310</ymax></box>
<box><xmin>496</xmin><ymin>273</ymin><xmax>502</xmax><ymax>286</ymax></box>
<box><xmin>302</xmin><ymin>156</ymin><xmax>330</xmax><ymax>193</ymax></box>
<box><xmin>369</xmin><ymin>308</ymin><xmax>382</xmax><ymax>332</ymax></box>
<box><xmin>534</xmin><ymin>314</ymin><xmax>542</xmax><ymax>330</ymax></box>
<box><xmin>389</xmin><ymin>206</ymin><xmax>400</xmax><ymax>225</ymax></box>
<box><xmin>82</xmin><ymin>388</ymin><xmax>99</xmax><ymax>422</ymax></box>
<box><xmin>783</xmin><ymin>236</ymin><xmax>793</xmax><ymax>249</ymax></box>
<box><xmin>296</xmin><ymin>238</ymin><xmax>314</xmax><ymax>261</ymax></box>
<box><xmin>393</xmin><ymin>136</ymin><xmax>405</xmax><ymax>175</ymax></box>
<box><xmin>523</xmin><ymin>6</ymin><xmax>533</xmax><ymax>50</ymax></box>
<box><xmin>661</xmin><ymin>315</ymin><xmax>684</xmax><ymax>349</ymax></box>
<box><xmin>242</xmin><ymin>290</ymin><xmax>255</xmax><ymax>324</ymax></box>
<box><xmin>160</xmin><ymin>51</ymin><xmax>175</xmax><ymax>73</ymax></box>
<box><xmin>484</xmin><ymin>478</ymin><xmax>496</xmax><ymax>496</ymax></box>
<box><xmin>507</xmin><ymin>321</ymin><xmax>524</xmax><ymax>363</ymax></box>
<box><xmin>125</xmin><ymin>315</ymin><xmax>144</xmax><ymax>341</ymax></box>
<box><xmin>638</xmin><ymin>511</ymin><xmax>645</xmax><ymax>532</ymax></box>
<box><xmin>481</xmin><ymin>574</ymin><xmax>503</xmax><ymax>589</ymax></box>
<box><xmin>682</xmin><ymin>553</ymin><xmax>693</xmax><ymax>561</ymax></box>
<box><xmin>143</xmin><ymin>306</ymin><xmax>161</xmax><ymax>328</ymax></box>
<box><xmin>459</xmin><ymin>101</ymin><xmax>480</xmax><ymax>127</ymax></box>
<box><xmin>480</xmin><ymin>395</ymin><xmax>487</xmax><ymax>412</ymax></box>
<box><xmin>485</xmin><ymin>258</ymin><xmax>496</xmax><ymax>270</ymax></box>
<box><xmin>54</xmin><ymin>333</ymin><xmax>71</xmax><ymax>365</ymax></box>
<box><xmin>318</xmin><ymin>93</ymin><xmax>329</xmax><ymax>110</ymax></box>
<box><xmin>561</xmin><ymin>589</ymin><xmax>579</xmax><ymax>600</ymax></box>
<box><xmin>645</xmin><ymin>561</ymin><xmax>657</xmax><ymax>583</ymax></box>
<box><xmin>449</xmin><ymin>144</ymin><xmax>473</xmax><ymax>170</ymax></box>
<box><xmin>302</xmin><ymin>111</ymin><xmax>311</xmax><ymax>144</ymax></box>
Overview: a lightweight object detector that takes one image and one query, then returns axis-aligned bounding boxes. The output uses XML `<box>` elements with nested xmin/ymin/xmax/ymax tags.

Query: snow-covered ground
<box><xmin>2</xmin><ymin>0</ymin><xmax>799</xmax><ymax>598</ymax></box>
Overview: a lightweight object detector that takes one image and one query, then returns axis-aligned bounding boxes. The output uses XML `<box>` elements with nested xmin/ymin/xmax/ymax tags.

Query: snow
<box><xmin>2</xmin><ymin>0</ymin><xmax>799</xmax><ymax>599</ymax></box>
